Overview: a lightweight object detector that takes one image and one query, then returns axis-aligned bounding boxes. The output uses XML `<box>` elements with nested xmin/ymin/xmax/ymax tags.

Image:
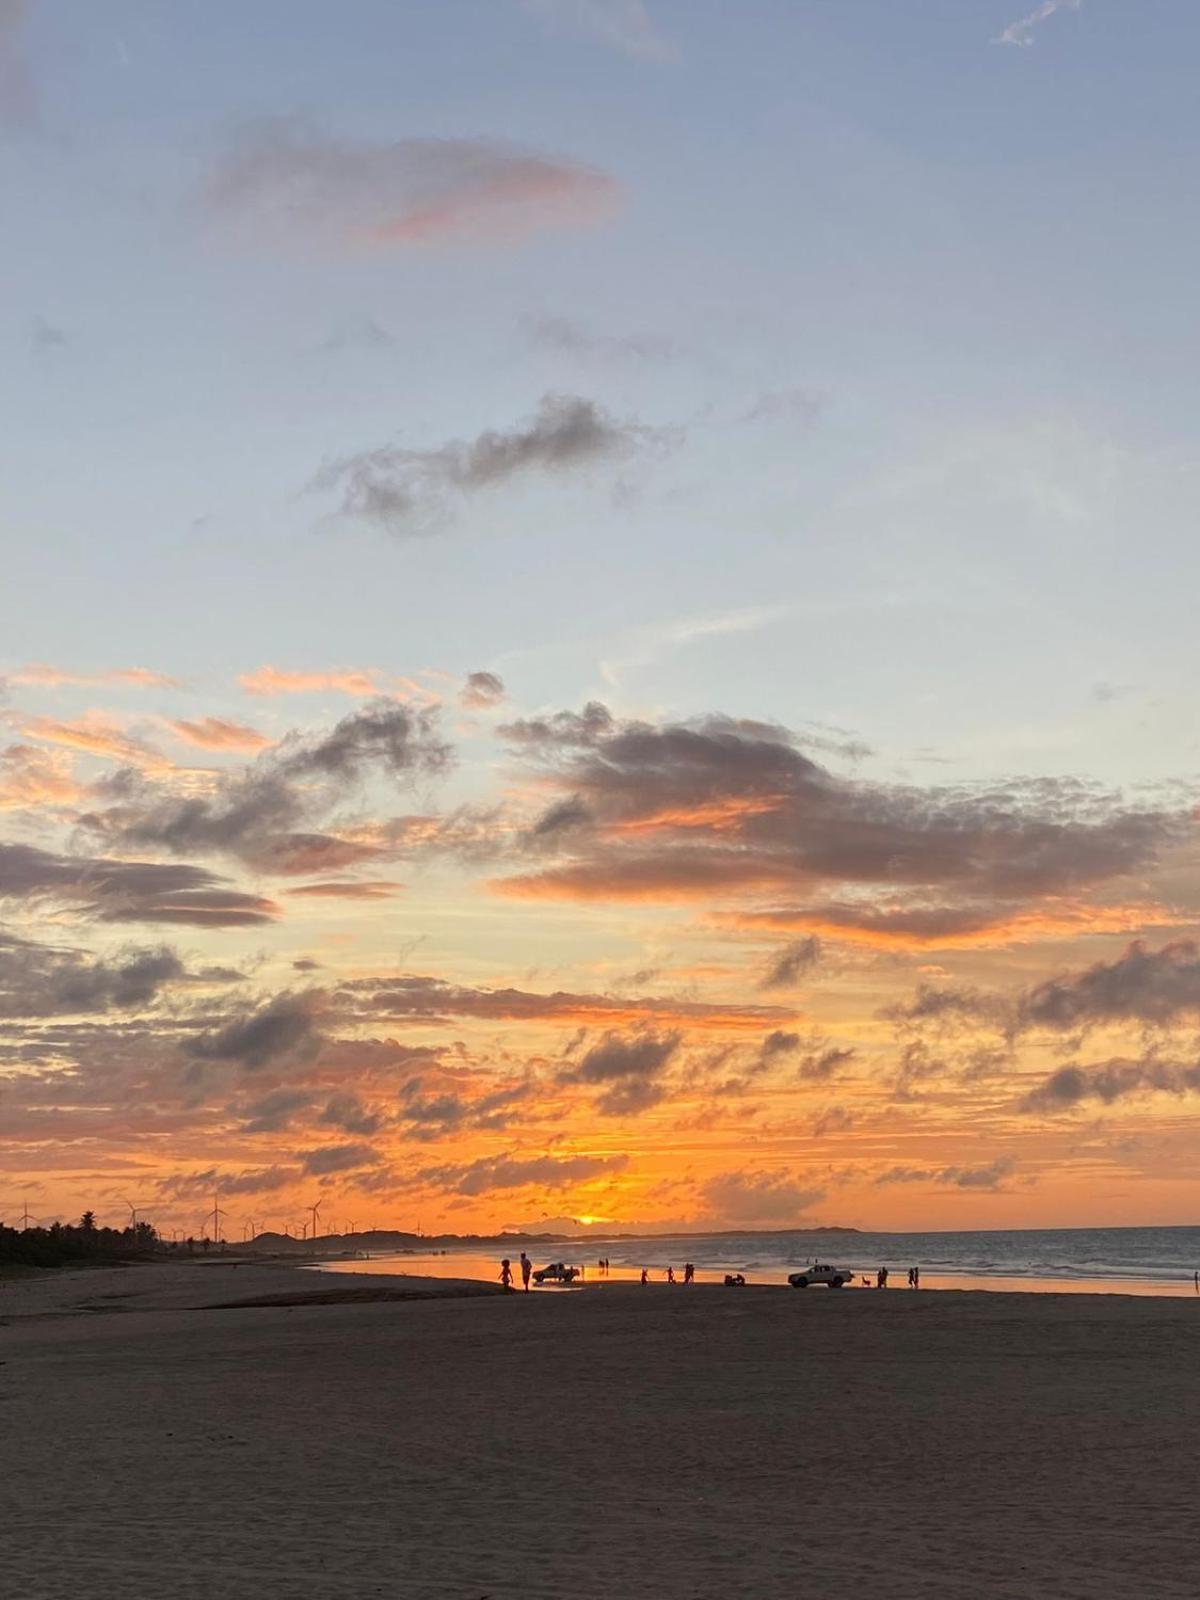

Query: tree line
<box><xmin>0</xmin><ymin>1213</ymin><xmax>161</xmax><ymax>1270</ymax></box>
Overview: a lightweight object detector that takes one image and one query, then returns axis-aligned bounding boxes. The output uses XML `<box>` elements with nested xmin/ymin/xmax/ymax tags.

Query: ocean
<box><xmin>308</xmin><ymin>1223</ymin><xmax>1200</xmax><ymax>1296</ymax></box>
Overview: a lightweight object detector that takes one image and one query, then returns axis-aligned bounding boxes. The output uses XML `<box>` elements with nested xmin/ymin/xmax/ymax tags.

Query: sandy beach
<box><xmin>2</xmin><ymin>1261</ymin><xmax>1198</xmax><ymax>1599</ymax></box>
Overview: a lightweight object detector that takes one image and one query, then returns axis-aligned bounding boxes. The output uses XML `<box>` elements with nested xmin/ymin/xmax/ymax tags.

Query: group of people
<box><xmin>867</xmin><ymin>1266</ymin><xmax>921</xmax><ymax>1288</ymax></box>
<box><xmin>499</xmin><ymin>1255</ymin><xmax>923</xmax><ymax>1291</ymax></box>
<box><xmin>498</xmin><ymin>1251</ymin><xmax>535</xmax><ymax>1291</ymax></box>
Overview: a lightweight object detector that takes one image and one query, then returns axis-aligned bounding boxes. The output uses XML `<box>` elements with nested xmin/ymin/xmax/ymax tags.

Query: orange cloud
<box><xmin>9</xmin><ymin>663</ymin><xmax>181</xmax><ymax>689</ymax></box>
<box><xmin>491</xmin><ymin>851</ymin><xmax>794</xmax><ymax>902</ymax></box>
<box><xmin>17</xmin><ymin>713</ymin><xmax>165</xmax><ymax>769</ymax></box>
<box><xmin>364</xmin><ymin>159</ymin><xmax>618</xmax><ymax>249</ymax></box>
<box><xmin>607</xmin><ymin>796</ymin><xmax>787</xmax><ymax>837</ymax></box>
<box><xmin>168</xmin><ymin>717</ymin><xmax>271</xmax><ymax>752</ymax></box>
<box><xmin>721</xmin><ymin>900</ymin><xmax>1190</xmax><ymax>951</ymax></box>
<box><xmin>0</xmin><ymin>744</ymin><xmax>83</xmax><ymax>809</ymax></box>
<box><xmin>238</xmin><ymin>665</ymin><xmax>439</xmax><ymax>705</ymax></box>
<box><xmin>287</xmin><ymin>881</ymin><xmax>402</xmax><ymax>900</ymax></box>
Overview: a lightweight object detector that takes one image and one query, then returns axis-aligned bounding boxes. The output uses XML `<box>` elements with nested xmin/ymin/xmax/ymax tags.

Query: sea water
<box><xmin>307</xmin><ymin>1224</ymin><xmax>1200</xmax><ymax>1296</ymax></box>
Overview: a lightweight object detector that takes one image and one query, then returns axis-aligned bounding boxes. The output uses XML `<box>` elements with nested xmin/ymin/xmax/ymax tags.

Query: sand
<box><xmin>3</xmin><ymin>1261</ymin><xmax>1198</xmax><ymax>1599</ymax></box>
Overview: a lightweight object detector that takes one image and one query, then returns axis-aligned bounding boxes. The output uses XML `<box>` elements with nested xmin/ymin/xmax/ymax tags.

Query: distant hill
<box><xmin>240</xmin><ymin>1223</ymin><xmax>859</xmax><ymax>1253</ymax></box>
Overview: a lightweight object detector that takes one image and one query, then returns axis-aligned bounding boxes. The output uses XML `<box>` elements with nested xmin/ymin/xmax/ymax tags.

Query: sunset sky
<box><xmin>5</xmin><ymin>0</ymin><xmax>1200</xmax><ymax>1239</ymax></box>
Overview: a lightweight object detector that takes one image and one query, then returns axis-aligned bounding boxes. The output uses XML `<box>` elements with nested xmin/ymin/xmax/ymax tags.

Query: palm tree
<box><xmin>79</xmin><ymin>1210</ymin><xmax>96</xmax><ymax>1233</ymax></box>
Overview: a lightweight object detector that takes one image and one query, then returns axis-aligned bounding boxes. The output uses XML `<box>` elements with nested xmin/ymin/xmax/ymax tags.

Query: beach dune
<box><xmin>3</xmin><ymin>1261</ymin><xmax>1198</xmax><ymax>1598</ymax></box>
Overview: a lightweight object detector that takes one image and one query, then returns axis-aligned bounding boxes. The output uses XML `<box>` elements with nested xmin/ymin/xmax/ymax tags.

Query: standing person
<box><xmin>913</xmin><ymin>1266</ymin><xmax>920</xmax><ymax>1290</ymax></box>
<box><xmin>500</xmin><ymin>1258</ymin><xmax>514</xmax><ymax>1292</ymax></box>
<box><xmin>877</xmin><ymin>1266</ymin><xmax>889</xmax><ymax>1289</ymax></box>
<box><xmin>520</xmin><ymin>1251</ymin><xmax>532</xmax><ymax>1292</ymax></box>
<box><xmin>907</xmin><ymin>1267</ymin><xmax>915</xmax><ymax>1289</ymax></box>
<box><xmin>667</xmin><ymin>1266</ymin><xmax>676</xmax><ymax>1284</ymax></box>
<box><xmin>684</xmin><ymin>1262</ymin><xmax>695</xmax><ymax>1285</ymax></box>
<box><xmin>640</xmin><ymin>1268</ymin><xmax>648</xmax><ymax>1285</ymax></box>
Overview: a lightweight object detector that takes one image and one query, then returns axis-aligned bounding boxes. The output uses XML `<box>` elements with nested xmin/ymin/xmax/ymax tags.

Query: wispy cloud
<box><xmin>238</xmin><ymin>666</ymin><xmax>439</xmax><ymax>704</ymax></box>
<box><xmin>7</xmin><ymin>663</ymin><xmax>182</xmax><ymax>690</ymax></box>
<box><xmin>0</xmin><ymin>0</ymin><xmax>36</xmax><ymax>129</ymax></box>
<box><xmin>526</xmin><ymin>314</ymin><xmax>677</xmax><ymax>365</ymax></box>
<box><xmin>314</xmin><ymin>393</ymin><xmax>668</xmax><ymax>537</ymax></box>
<box><xmin>994</xmin><ymin>0</ymin><xmax>1082</xmax><ymax>48</ymax></box>
<box><xmin>167</xmin><ymin>717</ymin><xmax>271</xmax><ymax>753</ymax></box>
<box><xmin>521</xmin><ymin>0</ymin><xmax>677</xmax><ymax>61</ymax></box>
<box><xmin>204</xmin><ymin>117</ymin><xmax>618</xmax><ymax>253</ymax></box>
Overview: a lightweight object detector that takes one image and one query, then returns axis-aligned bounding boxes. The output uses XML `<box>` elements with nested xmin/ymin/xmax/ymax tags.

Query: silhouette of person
<box><xmin>877</xmin><ymin>1266</ymin><xmax>888</xmax><ymax>1289</ymax></box>
<box><xmin>640</xmin><ymin>1268</ymin><xmax>648</xmax><ymax>1284</ymax></box>
<box><xmin>500</xmin><ymin>1258</ymin><xmax>514</xmax><ymax>1291</ymax></box>
<box><xmin>520</xmin><ymin>1251</ymin><xmax>532</xmax><ymax>1292</ymax></box>
<box><xmin>667</xmin><ymin>1266</ymin><xmax>676</xmax><ymax>1284</ymax></box>
<box><xmin>913</xmin><ymin>1266</ymin><xmax>920</xmax><ymax>1289</ymax></box>
<box><xmin>684</xmin><ymin>1262</ymin><xmax>695</xmax><ymax>1285</ymax></box>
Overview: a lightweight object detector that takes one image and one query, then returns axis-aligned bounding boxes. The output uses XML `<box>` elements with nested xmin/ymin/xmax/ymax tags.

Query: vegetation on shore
<box><xmin>0</xmin><ymin>1214</ymin><xmax>160</xmax><ymax>1271</ymax></box>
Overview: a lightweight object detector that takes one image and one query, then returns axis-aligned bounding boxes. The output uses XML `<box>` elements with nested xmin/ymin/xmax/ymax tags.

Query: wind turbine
<box><xmin>209</xmin><ymin>1195</ymin><xmax>228</xmax><ymax>1244</ymax></box>
<box><xmin>308</xmin><ymin>1198</ymin><xmax>323</xmax><ymax>1248</ymax></box>
<box><xmin>121</xmin><ymin>1198</ymin><xmax>141</xmax><ymax>1231</ymax></box>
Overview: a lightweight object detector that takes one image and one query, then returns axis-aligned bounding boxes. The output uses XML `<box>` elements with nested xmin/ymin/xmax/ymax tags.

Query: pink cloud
<box><xmin>206</xmin><ymin>120</ymin><xmax>619</xmax><ymax>254</ymax></box>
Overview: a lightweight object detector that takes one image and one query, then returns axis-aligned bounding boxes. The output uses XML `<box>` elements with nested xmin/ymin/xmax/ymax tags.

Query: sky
<box><xmin>4</xmin><ymin>0</ymin><xmax>1200</xmax><ymax>1240</ymax></box>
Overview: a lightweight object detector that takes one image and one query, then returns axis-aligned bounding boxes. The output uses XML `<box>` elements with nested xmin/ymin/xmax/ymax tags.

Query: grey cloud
<box><xmin>0</xmin><ymin>939</ymin><xmax>185</xmax><ymax>1018</ymax></box>
<box><xmin>81</xmin><ymin>700</ymin><xmax>449</xmax><ymax>871</ymax></box>
<box><xmin>699</xmin><ymin>1168</ymin><xmax>825</xmax><ymax>1225</ymax></box>
<box><xmin>812</xmin><ymin>1105</ymin><xmax>855</xmax><ymax>1137</ymax></box>
<box><xmin>314</xmin><ymin>394</ymin><xmax>667</xmax><ymax>537</ymax></box>
<box><xmin>526</xmin><ymin>314</ymin><xmax>677</xmax><ymax>363</ymax></box>
<box><xmin>594</xmin><ymin>1075</ymin><xmax>666</xmax><ymax>1116</ymax></box>
<box><xmin>494</xmin><ymin>705</ymin><xmax>1180</xmax><ymax>911</ymax></box>
<box><xmin>338</xmin><ymin>972</ymin><xmax>789</xmax><ymax>1029</ymax></box>
<box><xmin>0</xmin><ymin>841</ymin><xmax>279</xmax><ymax>927</ymax></box>
<box><xmin>300</xmin><ymin>1142</ymin><xmax>381</xmax><ymax>1175</ymax></box>
<box><xmin>319</xmin><ymin>1092</ymin><xmax>382</xmax><ymax>1136</ymax></box>
<box><xmin>758</xmin><ymin>1029</ymin><xmax>801</xmax><ymax>1064</ymax></box>
<box><xmin>397</xmin><ymin>1077</ymin><xmax>532</xmax><ymax>1139</ymax></box>
<box><xmin>741</xmin><ymin>387</ymin><xmax>824</xmax><ymax>426</ymax></box>
<box><xmin>759</xmin><ymin>937</ymin><xmax>821</xmax><ymax>991</ymax></box>
<box><xmin>559</xmin><ymin>1028</ymin><xmax>680</xmax><ymax>1115</ymax></box>
<box><xmin>884</xmin><ymin>983</ymin><xmax>1012</xmax><ymax>1034</ymax></box>
<box><xmin>1020</xmin><ymin>941</ymin><xmax>1200</xmax><ymax>1032</ymax></box>
<box><xmin>239</xmin><ymin>1089</ymin><xmax>314</xmax><ymax>1134</ymax></box>
<box><xmin>564</xmin><ymin>1028</ymin><xmax>680</xmax><ymax>1083</ymax></box>
<box><xmin>1021</xmin><ymin>1058</ymin><xmax>1200</xmax><ymax>1113</ymax></box>
<box><xmin>157</xmin><ymin>1165</ymin><xmax>300</xmax><ymax>1199</ymax></box>
<box><xmin>185</xmin><ymin>992</ymin><xmax>320</xmax><ymax>1072</ymax></box>
<box><xmin>205</xmin><ymin>117</ymin><xmax>617</xmax><ymax>251</ymax></box>
<box><xmin>528</xmin><ymin>795</ymin><xmax>593</xmax><ymax>839</ymax></box>
<box><xmin>797</xmin><ymin>1041</ymin><xmax>856</xmax><ymax>1081</ymax></box>
<box><xmin>875</xmin><ymin>1157</ymin><xmax>1016</xmax><ymax>1190</ymax></box>
<box><xmin>460</xmin><ymin>671</ymin><xmax>506</xmax><ymax>709</ymax></box>
<box><xmin>30</xmin><ymin>315</ymin><xmax>66</xmax><ymax>355</ymax></box>
<box><xmin>413</xmin><ymin>1150</ymin><xmax>628</xmax><ymax>1197</ymax></box>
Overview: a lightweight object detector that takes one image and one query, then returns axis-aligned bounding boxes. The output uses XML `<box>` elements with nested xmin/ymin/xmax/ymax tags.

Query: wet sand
<box><xmin>3</xmin><ymin>1259</ymin><xmax>1198</xmax><ymax>1598</ymax></box>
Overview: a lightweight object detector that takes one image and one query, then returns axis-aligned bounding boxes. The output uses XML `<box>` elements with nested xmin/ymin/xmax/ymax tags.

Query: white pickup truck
<box><xmin>787</xmin><ymin>1262</ymin><xmax>853</xmax><ymax>1289</ymax></box>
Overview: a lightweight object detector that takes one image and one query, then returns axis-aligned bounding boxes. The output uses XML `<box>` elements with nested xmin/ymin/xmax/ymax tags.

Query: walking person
<box><xmin>667</xmin><ymin>1266</ymin><xmax>676</xmax><ymax>1284</ymax></box>
<box><xmin>877</xmin><ymin>1266</ymin><xmax>889</xmax><ymax>1289</ymax></box>
<box><xmin>640</xmin><ymin>1268</ymin><xmax>648</xmax><ymax>1285</ymax></box>
<box><xmin>500</xmin><ymin>1258</ymin><xmax>514</xmax><ymax>1292</ymax></box>
<box><xmin>684</xmin><ymin>1262</ymin><xmax>695</xmax><ymax>1285</ymax></box>
<box><xmin>520</xmin><ymin>1250</ymin><xmax>532</xmax><ymax>1292</ymax></box>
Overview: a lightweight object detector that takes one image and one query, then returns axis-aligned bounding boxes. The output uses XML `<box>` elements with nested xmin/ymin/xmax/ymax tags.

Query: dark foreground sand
<box><xmin>3</xmin><ymin>1261</ymin><xmax>1198</xmax><ymax>1599</ymax></box>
